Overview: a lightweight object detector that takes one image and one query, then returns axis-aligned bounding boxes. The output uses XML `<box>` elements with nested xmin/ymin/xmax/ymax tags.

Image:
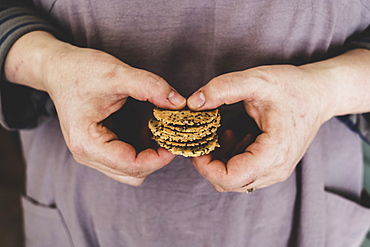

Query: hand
<box><xmin>187</xmin><ymin>64</ymin><xmax>336</xmax><ymax>192</ymax></box>
<box><xmin>5</xmin><ymin>31</ymin><xmax>186</xmax><ymax>185</ymax></box>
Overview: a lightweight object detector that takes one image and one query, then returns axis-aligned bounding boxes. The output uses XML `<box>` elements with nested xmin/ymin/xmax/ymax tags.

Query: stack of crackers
<box><xmin>148</xmin><ymin>108</ymin><xmax>221</xmax><ymax>157</ymax></box>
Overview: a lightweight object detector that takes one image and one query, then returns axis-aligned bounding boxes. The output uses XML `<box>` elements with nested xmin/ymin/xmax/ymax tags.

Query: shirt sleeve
<box><xmin>0</xmin><ymin>0</ymin><xmax>64</xmax><ymax>130</ymax></box>
<box><xmin>337</xmin><ymin>26</ymin><xmax>370</xmax><ymax>144</ymax></box>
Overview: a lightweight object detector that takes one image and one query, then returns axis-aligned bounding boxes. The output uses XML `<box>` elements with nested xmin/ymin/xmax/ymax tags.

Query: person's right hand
<box><xmin>5</xmin><ymin>31</ymin><xmax>186</xmax><ymax>185</ymax></box>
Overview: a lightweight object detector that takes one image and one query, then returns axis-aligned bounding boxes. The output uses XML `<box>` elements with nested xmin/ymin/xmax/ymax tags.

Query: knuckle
<box><xmin>146</xmin><ymin>72</ymin><xmax>163</xmax><ymax>88</ymax></box>
<box><xmin>106</xmin><ymin>172</ymin><xmax>145</xmax><ymax>186</ymax></box>
<box><xmin>67</xmin><ymin>139</ymin><xmax>86</xmax><ymax>158</ymax></box>
<box><xmin>250</xmin><ymin>66</ymin><xmax>277</xmax><ymax>85</ymax></box>
<box><xmin>275</xmin><ymin>166</ymin><xmax>292</xmax><ymax>182</ymax></box>
<box><xmin>126</xmin><ymin>178</ymin><xmax>145</xmax><ymax>187</ymax></box>
<box><xmin>124</xmin><ymin>163</ymin><xmax>146</xmax><ymax>178</ymax></box>
<box><xmin>103</xmin><ymin>63</ymin><xmax>124</xmax><ymax>81</ymax></box>
<box><xmin>71</xmin><ymin>154</ymin><xmax>84</xmax><ymax>165</ymax></box>
<box><xmin>64</xmin><ymin>127</ymin><xmax>87</xmax><ymax>157</ymax></box>
<box><xmin>274</xmin><ymin>152</ymin><xmax>291</xmax><ymax>182</ymax></box>
<box><xmin>198</xmin><ymin>167</ymin><xmax>211</xmax><ymax>180</ymax></box>
<box><xmin>146</xmin><ymin>74</ymin><xmax>165</xmax><ymax>95</ymax></box>
<box><xmin>106</xmin><ymin>161</ymin><xmax>119</xmax><ymax>172</ymax></box>
<box><xmin>214</xmin><ymin>178</ymin><xmax>236</xmax><ymax>193</ymax></box>
<box><xmin>213</xmin><ymin>184</ymin><xmax>227</xmax><ymax>193</ymax></box>
<box><xmin>135</xmin><ymin>70</ymin><xmax>165</xmax><ymax>101</ymax></box>
<box><xmin>244</xmin><ymin>167</ymin><xmax>259</xmax><ymax>183</ymax></box>
<box><xmin>276</xmin><ymin>151</ymin><xmax>289</xmax><ymax>166</ymax></box>
<box><xmin>210</xmin><ymin>74</ymin><xmax>234</xmax><ymax>104</ymax></box>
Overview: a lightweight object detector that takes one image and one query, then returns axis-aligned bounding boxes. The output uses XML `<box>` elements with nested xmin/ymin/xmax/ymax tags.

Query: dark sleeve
<box><xmin>337</xmin><ymin>26</ymin><xmax>370</xmax><ymax>144</ymax></box>
<box><xmin>0</xmin><ymin>0</ymin><xmax>63</xmax><ymax>130</ymax></box>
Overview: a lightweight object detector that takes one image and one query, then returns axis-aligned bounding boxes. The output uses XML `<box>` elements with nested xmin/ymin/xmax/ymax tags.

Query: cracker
<box><xmin>153</xmin><ymin>108</ymin><xmax>219</xmax><ymax>125</ymax></box>
<box><xmin>149</xmin><ymin>119</ymin><xmax>218</xmax><ymax>141</ymax></box>
<box><xmin>154</xmin><ymin>132</ymin><xmax>217</xmax><ymax>146</ymax></box>
<box><xmin>148</xmin><ymin>108</ymin><xmax>221</xmax><ymax>157</ymax></box>
<box><xmin>164</xmin><ymin>118</ymin><xmax>221</xmax><ymax>132</ymax></box>
<box><xmin>158</xmin><ymin>138</ymin><xmax>220</xmax><ymax>157</ymax></box>
<box><xmin>154</xmin><ymin>130</ymin><xmax>216</xmax><ymax>142</ymax></box>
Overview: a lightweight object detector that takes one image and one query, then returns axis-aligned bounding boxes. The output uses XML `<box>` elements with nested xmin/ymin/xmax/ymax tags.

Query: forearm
<box><xmin>301</xmin><ymin>49</ymin><xmax>370</xmax><ymax>118</ymax></box>
<box><xmin>0</xmin><ymin>2</ymin><xmax>63</xmax><ymax>85</ymax></box>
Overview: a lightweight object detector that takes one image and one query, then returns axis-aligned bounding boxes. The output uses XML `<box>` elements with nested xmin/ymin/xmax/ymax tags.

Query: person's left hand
<box><xmin>187</xmin><ymin>64</ymin><xmax>336</xmax><ymax>192</ymax></box>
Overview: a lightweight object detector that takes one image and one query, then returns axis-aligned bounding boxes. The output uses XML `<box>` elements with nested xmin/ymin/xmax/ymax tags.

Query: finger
<box><xmin>191</xmin><ymin>152</ymin><xmax>247</xmax><ymax>192</ymax></box>
<box><xmin>212</xmin><ymin>129</ymin><xmax>236</xmax><ymax>162</ymax></box>
<box><xmin>193</xmin><ymin>154</ymin><xmax>259</xmax><ymax>192</ymax></box>
<box><xmin>72</xmin><ymin>122</ymin><xmax>176</xmax><ymax>179</ymax></box>
<box><xmin>245</xmin><ymin>162</ymin><xmax>296</xmax><ymax>189</ymax></box>
<box><xmin>193</xmin><ymin>133</ymin><xmax>282</xmax><ymax>192</ymax></box>
<box><xmin>99</xmin><ymin>143</ymin><xmax>175</xmax><ymax>178</ymax></box>
<box><xmin>137</xmin><ymin>124</ymin><xmax>156</xmax><ymax>151</ymax></box>
<box><xmin>192</xmin><ymin>155</ymin><xmax>252</xmax><ymax>192</ymax></box>
<box><xmin>225</xmin><ymin>133</ymin><xmax>290</xmax><ymax>190</ymax></box>
<box><xmin>191</xmin><ymin>154</ymin><xmax>217</xmax><ymax>182</ymax></box>
<box><xmin>100</xmin><ymin>170</ymin><xmax>146</xmax><ymax>186</ymax></box>
<box><xmin>232</xmin><ymin>133</ymin><xmax>255</xmax><ymax>156</ymax></box>
<box><xmin>187</xmin><ymin>72</ymin><xmax>260</xmax><ymax>110</ymax></box>
<box><xmin>118</xmin><ymin>68</ymin><xmax>186</xmax><ymax>109</ymax></box>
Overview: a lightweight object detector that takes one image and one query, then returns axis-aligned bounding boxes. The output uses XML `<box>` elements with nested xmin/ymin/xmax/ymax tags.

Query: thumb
<box><xmin>187</xmin><ymin>72</ymin><xmax>254</xmax><ymax>110</ymax></box>
<box><xmin>121</xmin><ymin>68</ymin><xmax>186</xmax><ymax>109</ymax></box>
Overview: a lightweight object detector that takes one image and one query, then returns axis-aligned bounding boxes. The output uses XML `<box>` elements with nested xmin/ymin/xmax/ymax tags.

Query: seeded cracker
<box><xmin>153</xmin><ymin>108</ymin><xmax>219</xmax><ymax>125</ymax></box>
<box><xmin>163</xmin><ymin>118</ymin><xmax>221</xmax><ymax>132</ymax></box>
<box><xmin>158</xmin><ymin>138</ymin><xmax>220</xmax><ymax>157</ymax></box>
<box><xmin>148</xmin><ymin>108</ymin><xmax>221</xmax><ymax>157</ymax></box>
<box><xmin>154</xmin><ymin>132</ymin><xmax>218</xmax><ymax>146</ymax></box>
<box><xmin>149</xmin><ymin>119</ymin><xmax>219</xmax><ymax>141</ymax></box>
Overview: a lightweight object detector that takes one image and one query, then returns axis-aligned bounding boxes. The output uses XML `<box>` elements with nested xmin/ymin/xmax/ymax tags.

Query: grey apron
<box><xmin>21</xmin><ymin>0</ymin><xmax>370</xmax><ymax>246</ymax></box>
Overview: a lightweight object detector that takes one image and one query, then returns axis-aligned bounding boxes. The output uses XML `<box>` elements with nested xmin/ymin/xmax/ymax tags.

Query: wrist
<box><xmin>4</xmin><ymin>31</ymin><xmax>74</xmax><ymax>92</ymax></box>
<box><xmin>300</xmin><ymin>49</ymin><xmax>370</xmax><ymax>120</ymax></box>
<box><xmin>299</xmin><ymin>60</ymin><xmax>340</xmax><ymax>123</ymax></box>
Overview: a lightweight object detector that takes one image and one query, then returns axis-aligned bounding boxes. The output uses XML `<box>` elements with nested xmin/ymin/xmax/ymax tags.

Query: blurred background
<box><xmin>0</xmin><ymin>124</ymin><xmax>369</xmax><ymax>247</ymax></box>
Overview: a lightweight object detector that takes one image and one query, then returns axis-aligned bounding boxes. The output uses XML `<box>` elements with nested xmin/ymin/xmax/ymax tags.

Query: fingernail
<box><xmin>168</xmin><ymin>90</ymin><xmax>186</xmax><ymax>107</ymax></box>
<box><xmin>189</xmin><ymin>91</ymin><xmax>206</xmax><ymax>109</ymax></box>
